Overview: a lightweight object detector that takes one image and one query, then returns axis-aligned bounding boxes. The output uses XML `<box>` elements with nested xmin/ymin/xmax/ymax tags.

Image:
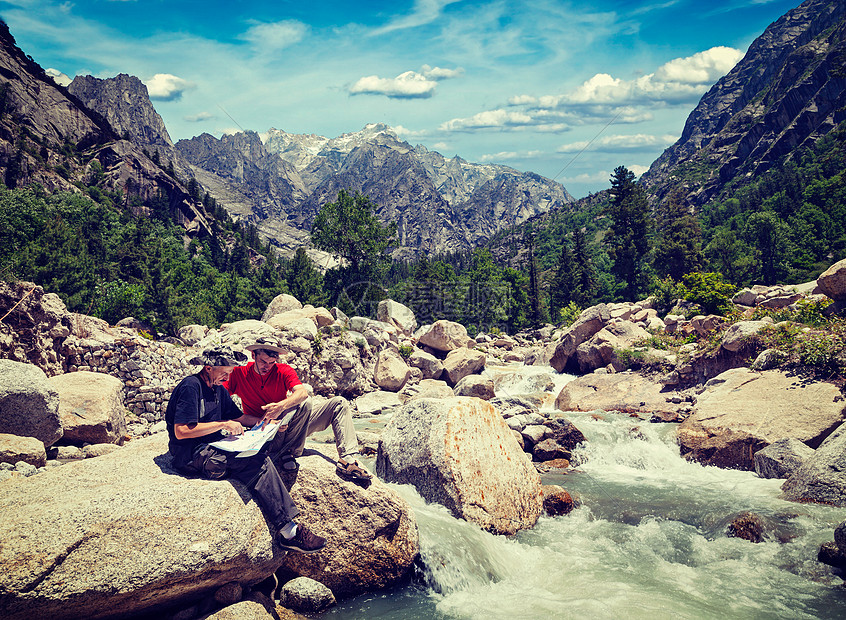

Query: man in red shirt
<box><xmin>225</xmin><ymin>336</ymin><xmax>372</xmax><ymax>483</ymax></box>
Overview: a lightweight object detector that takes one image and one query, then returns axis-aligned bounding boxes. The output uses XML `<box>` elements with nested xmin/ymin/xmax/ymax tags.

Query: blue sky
<box><xmin>0</xmin><ymin>0</ymin><xmax>801</xmax><ymax>197</ymax></box>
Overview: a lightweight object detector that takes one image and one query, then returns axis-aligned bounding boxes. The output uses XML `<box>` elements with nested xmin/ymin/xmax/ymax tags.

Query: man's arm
<box><xmin>258</xmin><ymin>383</ymin><xmax>309</xmax><ymax>425</ymax></box>
<box><xmin>174</xmin><ymin>419</ymin><xmax>244</xmax><ymax>439</ymax></box>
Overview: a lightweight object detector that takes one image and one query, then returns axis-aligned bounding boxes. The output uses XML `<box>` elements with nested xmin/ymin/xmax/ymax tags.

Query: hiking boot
<box><xmin>277</xmin><ymin>523</ymin><xmax>326</xmax><ymax>554</ymax></box>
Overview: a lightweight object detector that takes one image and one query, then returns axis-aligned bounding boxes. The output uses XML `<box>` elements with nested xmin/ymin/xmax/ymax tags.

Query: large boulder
<box><xmin>48</xmin><ymin>371</ymin><xmax>127</xmax><ymax>445</ymax></box>
<box><xmin>354</xmin><ymin>390</ymin><xmax>402</xmax><ymax>416</ymax></box>
<box><xmin>442</xmin><ymin>348</ymin><xmax>486</xmax><ymax>385</ymax></box>
<box><xmin>555</xmin><ymin>372</ymin><xmax>688</xmax><ymax>421</ymax></box>
<box><xmin>754</xmin><ymin>437</ymin><xmax>815</xmax><ymax>479</ymax></box>
<box><xmin>373</xmin><ymin>349</ymin><xmax>411</xmax><ymax>392</ymax></box>
<box><xmin>279</xmin><ymin>448</ymin><xmax>419</xmax><ymax>597</ymax></box>
<box><xmin>397</xmin><ymin>379</ymin><xmax>454</xmax><ymax>403</ymax></box>
<box><xmin>677</xmin><ymin>368</ymin><xmax>846</xmax><ymax>470</ymax></box>
<box><xmin>197</xmin><ymin>320</ymin><xmax>276</xmax><ymax>350</ymax></box>
<box><xmin>781</xmin><ymin>423</ymin><xmax>846</xmax><ymax>506</ymax></box>
<box><xmin>0</xmin><ymin>433</ymin><xmax>281</xmax><ymax>620</ymax></box>
<box><xmin>406</xmin><ymin>349</ymin><xmax>443</xmax><ymax>380</ymax></box>
<box><xmin>549</xmin><ymin>304</ymin><xmax>610</xmax><ymax>373</ymax></box>
<box><xmin>261</xmin><ymin>294</ymin><xmax>303</xmax><ymax>322</ymax></box>
<box><xmin>376</xmin><ymin>300</ymin><xmax>417</xmax><ymax>336</ymax></box>
<box><xmin>0</xmin><ymin>360</ymin><xmax>62</xmax><ymax>447</ymax></box>
<box><xmin>177</xmin><ymin>324</ymin><xmax>208</xmax><ymax>346</ymax></box>
<box><xmin>0</xmin><ymin>433</ymin><xmax>46</xmax><ymax>468</ymax></box>
<box><xmin>815</xmin><ymin>258</ymin><xmax>846</xmax><ymax>301</ymax></box>
<box><xmin>376</xmin><ymin>397</ymin><xmax>543</xmax><ymax>535</ymax></box>
<box><xmin>575</xmin><ymin>320</ymin><xmax>651</xmax><ymax>373</ymax></box>
<box><xmin>720</xmin><ymin>320</ymin><xmax>770</xmax><ymax>352</ymax></box>
<box><xmin>417</xmin><ymin>320</ymin><xmax>469</xmax><ymax>352</ymax></box>
<box><xmin>453</xmin><ymin>375</ymin><xmax>495</xmax><ymax>400</ymax></box>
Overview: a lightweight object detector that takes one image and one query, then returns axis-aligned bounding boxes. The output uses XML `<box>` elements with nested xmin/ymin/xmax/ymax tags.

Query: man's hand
<box><xmin>260</xmin><ymin>402</ymin><xmax>289</xmax><ymax>430</ymax></box>
<box><xmin>221</xmin><ymin>420</ymin><xmax>245</xmax><ymax>436</ymax></box>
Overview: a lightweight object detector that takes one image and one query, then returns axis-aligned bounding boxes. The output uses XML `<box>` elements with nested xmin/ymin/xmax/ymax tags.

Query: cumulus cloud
<box><xmin>349</xmin><ymin>64</ymin><xmax>462</xmax><ymax>99</ymax></box>
<box><xmin>556</xmin><ymin>133</ymin><xmax>677</xmax><ymax>153</ymax></box>
<box><xmin>392</xmin><ymin>125</ymin><xmax>428</xmax><ymax>138</ymax></box>
<box><xmin>239</xmin><ymin>20</ymin><xmax>308</xmax><ymax>52</ymax></box>
<box><xmin>144</xmin><ymin>73</ymin><xmax>195</xmax><ymax>101</ymax></box>
<box><xmin>439</xmin><ymin>108</ymin><xmax>535</xmax><ymax>131</ymax></box>
<box><xmin>349</xmin><ymin>71</ymin><xmax>438</xmax><ymax>98</ymax></box>
<box><xmin>45</xmin><ymin>67</ymin><xmax>71</xmax><ymax>86</ymax></box>
<box><xmin>184</xmin><ymin>111</ymin><xmax>214</xmax><ymax>122</ymax></box>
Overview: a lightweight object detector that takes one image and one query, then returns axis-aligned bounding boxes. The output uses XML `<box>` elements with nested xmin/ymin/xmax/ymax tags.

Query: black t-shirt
<box><xmin>165</xmin><ymin>374</ymin><xmax>242</xmax><ymax>468</ymax></box>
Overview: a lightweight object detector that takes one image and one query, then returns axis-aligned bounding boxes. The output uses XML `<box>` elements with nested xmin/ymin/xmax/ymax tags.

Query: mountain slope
<box><xmin>641</xmin><ymin>0</ymin><xmax>846</xmax><ymax>207</ymax></box>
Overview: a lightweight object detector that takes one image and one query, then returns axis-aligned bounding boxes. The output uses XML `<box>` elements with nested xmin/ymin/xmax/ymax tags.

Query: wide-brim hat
<box><xmin>245</xmin><ymin>336</ymin><xmax>288</xmax><ymax>355</ymax></box>
<box><xmin>189</xmin><ymin>345</ymin><xmax>248</xmax><ymax>367</ymax></box>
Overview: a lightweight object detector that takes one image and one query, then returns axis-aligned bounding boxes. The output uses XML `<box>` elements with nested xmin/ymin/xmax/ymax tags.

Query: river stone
<box><xmin>0</xmin><ymin>360</ymin><xmax>63</xmax><ymax>447</ymax></box>
<box><xmin>205</xmin><ymin>600</ymin><xmax>276</xmax><ymax>620</ymax></box>
<box><xmin>549</xmin><ymin>303</ymin><xmax>611</xmax><ymax>373</ymax></box>
<box><xmin>452</xmin><ymin>375</ymin><xmax>495</xmax><ymax>400</ymax></box>
<box><xmin>279</xmin><ymin>577</ymin><xmax>336</xmax><ymax>613</ymax></box>
<box><xmin>177</xmin><ymin>324</ymin><xmax>208</xmax><ymax>346</ymax></box>
<box><xmin>753</xmin><ymin>437</ymin><xmax>815</xmax><ymax>479</ymax></box>
<box><xmin>48</xmin><ymin>371</ymin><xmax>127</xmax><ymax>445</ymax></box>
<box><xmin>376</xmin><ymin>299</ymin><xmax>417</xmax><ymax>336</ymax></box>
<box><xmin>279</xmin><ymin>447</ymin><xmax>419</xmax><ymax>597</ymax></box>
<box><xmin>678</xmin><ymin>368</ymin><xmax>845</xmax><ymax>470</ymax></box>
<box><xmin>406</xmin><ymin>349</ymin><xmax>443</xmax><ymax>380</ymax></box>
<box><xmin>261</xmin><ymin>293</ymin><xmax>303</xmax><ymax>322</ymax></box>
<box><xmin>781</xmin><ymin>422</ymin><xmax>846</xmax><ymax>506</ymax></box>
<box><xmin>541</xmin><ymin>485</ymin><xmax>577</xmax><ymax>517</ymax></box>
<box><xmin>373</xmin><ymin>349</ymin><xmax>411</xmax><ymax>392</ymax></box>
<box><xmin>816</xmin><ymin>258</ymin><xmax>846</xmax><ymax>301</ymax></box>
<box><xmin>442</xmin><ymin>348</ymin><xmax>485</xmax><ymax>385</ymax></box>
<box><xmin>0</xmin><ymin>433</ymin><xmax>46</xmax><ymax>467</ymax></box>
<box><xmin>417</xmin><ymin>320</ymin><xmax>469</xmax><ymax>352</ymax></box>
<box><xmin>533</xmin><ymin>438</ymin><xmax>571</xmax><ymax>462</ymax></box>
<box><xmin>354</xmin><ymin>390</ymin><xmax>402</xmax><ymax>416</ymax></box>
<box><xmin>726</xmin><ymin>511</ymin><xmax>765</xmax><ymax>543</ymax></box>
<box><xmin>490</xmin><ymin>395</ymin><xmax>539</xmax><ymax>419</ymax></box>
<box><xmin>376</xmin><ymin>397</ymin><xmax>543</xmax><ymax>535</ymax></box>
<box><xmin>720</xmin><ymin>321</ymin><xmax>770</xmax><ymax>352</ymax></box>
<box><xmin>554</xmin><ymin>372</ymin><xmax>686</xmax><ymax>421</ymax></box>
<box><xmin>397</xmin><ymin>379</ymin><xmax>453</xmax><ymax>403</ymax></box>
<box><xmin>198</xmin><ymin>320</ymin><xmax>276</xmax><ymax>350</ymax></box>
<box><xmin>835</xmin><ymin>521</ymin><xmax>846</xmax><ymax>556</ymax></box>
<box><xmin>0</xmin><ymin>433</ymin><xmax>282</xmax><ymax>620</ymax></box>
<box><xmin>575</xmin><ymin>320</ymin><xmax>651</xmax><ymax>373</ymax></box>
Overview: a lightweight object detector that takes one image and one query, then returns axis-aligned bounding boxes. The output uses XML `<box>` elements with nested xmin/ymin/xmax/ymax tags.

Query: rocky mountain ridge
<box><xmin>0</xmin><ymin>23</ymin><xmax>213</xmax><ymax>239</ymax></box>
<box><xmin>175</xmin><ymin>123</ymin><xmax>574</xmax><ymax>257</ymax></box>
<box><xmin>641</xmin><ymin>0</ymin><xmax>846</xmax><ymax>207</ymax></box>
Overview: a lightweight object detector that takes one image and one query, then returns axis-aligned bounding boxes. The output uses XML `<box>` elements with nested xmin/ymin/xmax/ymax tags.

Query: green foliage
<box><xmin>603</xmin><ymin>166</ymin><xmax>652</xmax><ymax>300</ymax></box>
<box><xmin>311</xmin><ymin>332</ymin><xmax>323</xmax><ymax>358</ymax></box>
<box><xmin>648</xmin><ymin>276</ymin><xmax>685</xmax><ymax>314</ymax></box>
<box><xmin>93</xmin><ymin>278</ymin><xmax>146</xmax><ymax>324</ymax></box>
<box><xmin>398</xmin><ymin>344</ymin><xmax>414</xmax><ymax>360</ymax></box>
<box><xmin>283</xmin><ymin>247</ymin><xmax>326</xmax><ymax>307</ymax></box>
<box><xmin>653</xmin><ymin>189</ymin><xmax>703</xmax><ymax>280</ymax></box>
<box><xmin>678</xmin><ymin>272</ymin><xmax>736</xmax><ymax>316</ymax></box>
<box><xmin>558</xmin><ymin>301</ymin><xmax>582</xmax><ymax>327</ymax></box>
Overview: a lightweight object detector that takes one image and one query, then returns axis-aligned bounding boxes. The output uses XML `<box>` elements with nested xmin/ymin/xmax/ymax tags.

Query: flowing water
<box><xmin>327</xmin><ymin>366</ymin><xmax>846</xmax><ymax>619</ymax></box>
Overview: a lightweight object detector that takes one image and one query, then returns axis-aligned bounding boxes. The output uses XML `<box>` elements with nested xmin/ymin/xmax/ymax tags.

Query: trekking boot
<box><xmin>277</xmin><ymin>523</ymin><xmax>326</xmax><ymax>554</ymax></box>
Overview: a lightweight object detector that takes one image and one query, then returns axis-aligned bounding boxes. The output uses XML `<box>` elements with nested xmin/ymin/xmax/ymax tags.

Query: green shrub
<box><xmin>398</xmin><ymin>344</ymin><xmax>414</xmax><ymax>360</ymax></box>
<box><xmin>679</xmin><ymin>272</ymin><xmax>736</xmax><ymax>316</ymax></box>
<box><xmin>558</xmin><ymin>301</ymin><xmax>582</xmax><ymax>327</ymax></box>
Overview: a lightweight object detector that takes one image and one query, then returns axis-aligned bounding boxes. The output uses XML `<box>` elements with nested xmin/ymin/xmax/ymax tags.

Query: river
<box><xmin>322</xmin><ymin>366</ymin><xmax>846</xmax><ymax>619</ymax></box>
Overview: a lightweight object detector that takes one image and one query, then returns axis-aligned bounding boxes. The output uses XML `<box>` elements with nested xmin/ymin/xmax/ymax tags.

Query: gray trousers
<box><xmin>273</xmin><ymin>396</ymin><xmax>359</xmax><ymax>460</ymax></box>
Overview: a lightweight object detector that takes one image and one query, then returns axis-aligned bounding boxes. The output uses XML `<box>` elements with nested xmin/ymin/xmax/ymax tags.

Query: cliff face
<box><xmin>640</xmin><ymin>0</ymin><xmax>846</xmax><ymax>206</ymax></box>
<box><xmin>0</xmin><ymin>23</ymin><xmax>212</xmax><ymax>238</ymax></box>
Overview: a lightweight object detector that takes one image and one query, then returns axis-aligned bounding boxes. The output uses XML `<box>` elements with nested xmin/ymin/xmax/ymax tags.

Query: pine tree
<box><xmin>654</xmin><ymin>190</ymin><xmax>703</xmax><ymax>280</ymax></box>
<box><xmin>285</xmin><ymin>247</ymin><xmax>326</xmax><ymax>306</ymax></box>
<box><xmin>571</xmin><ymin>227</ymin><xmax>597</xmax><ymax>305</ymax></box>
<box><xmin>604</xmin><ymin>166</ymin><xmax>652</xmax><ymax>300</ymax></box>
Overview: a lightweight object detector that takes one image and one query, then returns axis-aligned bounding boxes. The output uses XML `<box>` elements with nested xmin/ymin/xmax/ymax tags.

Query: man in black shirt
<box><xmin>165</xmin><ymin>345</ymin><xmax>325</xmax><ymax>554</ymax></box>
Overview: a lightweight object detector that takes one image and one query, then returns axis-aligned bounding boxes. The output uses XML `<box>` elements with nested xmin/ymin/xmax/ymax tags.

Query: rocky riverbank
<box><xmin>1</xmin><ymin>258</ymin><xmax>845</xmax><ymax>618</ymax></box>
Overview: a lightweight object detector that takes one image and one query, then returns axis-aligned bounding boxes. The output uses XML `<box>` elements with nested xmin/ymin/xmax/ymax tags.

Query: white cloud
<box><xmin>349</xmin><ymin>70</ymin><xmax>438</xmax><ymax>99</ymax></box>
<box><xmin>421</xmin><ymin>64</ymin><xmax>464</xmax><ymax>80</ymax></box>
<box><xmin>45</xmin><ymin>67</ymin><xmax>71</xmax><ymax>86</ymax></box>
<box><xmin>556</xmin><ymin>133</ymin><xmax>677</xmax><ymax>153</ymax></box>
<box><xmin>654</xmin><ymin>46</ymin><xmax>744</xmax><ymax>83</ymax></box>
<box><xmin>184</xmin><ymin>111</ymin><xmax>214</xmax><ymax>122</ymax></box>
<box><xmin>479</xmin><ymin>150</ymin><xmax>545</xmax><ymax>162</ymax></box>
<box><xmin>370</xmin><ymin>0</ymin><xmax>462</xmax><ymax>36</ymax></box>
<box><xmin>392</xmin><ymin>125</ymin><xmax>428</xmax><ymax>138</ymax></box>
<box><xmin>144</xmin><ymin>73</ymin><xmax>195</xmax><ymax>101</ymax></box>
<box><xmin>629</xmin><ymin>164</ymin><xmax>650</xmax><ymax>177</ymax></box>
<box><xmin>439</xmin><ymin>109</ymin><xmax>535</xmax><ymax>131</ymax></box>
<box><xmin>239</xmin><ymin>20</ymin><xmax>308</xmax><ymax>52</ymax></box>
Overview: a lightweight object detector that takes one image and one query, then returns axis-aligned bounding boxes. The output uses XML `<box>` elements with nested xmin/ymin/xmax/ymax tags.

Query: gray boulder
<box><xmin>720</xmin><ymin>320</ymin><xmax>770</xmax><ymax>352</ymax></box>
<box><xmin>373</xmin><ymin>349</ymin><xmax>411</xmax><ymax>392</ymax></box>
<box><xmin>0</xmin><ymin>360</ymin><xmax>62</xmax><ymax>447</ymax></box>
<box><xmin>203</xmin><ymin>600</ymin><xmax>275</xmax><ymax>620</ymax></box>
<box><xmin>0</xmin><ymin>433</ymin><xmax>46</xmax><ymax>467</ymax></box>
<box><xmin>48</xmin><ymin>371</ymin><xmax>127</xmax><ymax>445</ymax></box>
<box><xmin>354</xmin><ymin>390</ymin><xmax>402</xmax><ymax>416</ymax></box>
<box><xmin>397</xmin><ymin>379</ymin><xmax>454</xmax><ymax>403</ymax></box>
<box><xmin>406</xmin><ymin>349</ymin><xmax>443</xmax><ymax>380</ymax></box>
<box><xmin>417</xmin><ymin>320</ymin><xmax>469</xmax><ymax>352</ymax></box>
<box><xmin>442</xmin><ymin>348</ymin><xmax>485</xmax><ymax>385</ymax></box>
<box><xmin>815</xmin><ymin>258</ymin><xmax>846</xmax><ymax>301</ymax></box>
<box><xmin>279</xmin><ymin>576</ymin><xmax>336</xmax><ymax>613</ymax></box>
<box><xmin>453</xmin><ymin>375</ymin><xmax>495</xmax><ymax>400</ymax></box>
<box><xmin>782</xmin><ymin>422</ymin><xmax>846</xmax><ymax>506</ymax></box>
<box><xmin>754</xmin><ymin>437</ymin><xmax>815</xmax><ymax>479</ymax></box>
<box><xmin>575</xmin><ymin>320</ymin><xmax>650</xmax><ymax>372</ymax></box>
<box><xmin>261</xmin><ymin>293</ymin><xmax>303</xmax><ymax>322</ymax></box>
<box><xmin>376</xmin><ymin>299</ymin><xmax>417</xmax><ymax>336</ymax></box>
<box><xmin>377</xmin><ymin>397</ymin><xmax>542</xmax><ymax>535</ymax></box>
<box><xmin>549</xmin><ymin>304</ymin><xmax>610</xmax><ymax>373</ymax></box>
<box><xmin>679</xmin><ymin>368</ymin><xmax>845</xmax><ymax>470</ymax></box>
<box><xmin>0</xmin><ymin>434</ymin><xmax>281</xmax><ymax>620</ymax></box>
<box><xmin>279</xmin><ymin>447</ymin><xmax>419</xmax><ymax>597</ymax></box>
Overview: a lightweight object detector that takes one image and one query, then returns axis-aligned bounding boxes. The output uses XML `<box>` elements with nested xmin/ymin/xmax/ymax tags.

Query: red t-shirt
<box><xmin>224</xmin><ymin>362</ymin><xmax>302</xmax><ymax>419</ymax></box>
